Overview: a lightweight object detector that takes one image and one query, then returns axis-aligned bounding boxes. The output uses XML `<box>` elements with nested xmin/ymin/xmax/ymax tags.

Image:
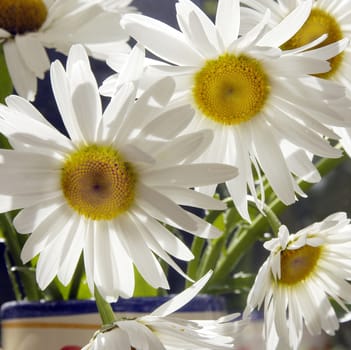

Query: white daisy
<box><xmin>241</xmin><ymin>0</ymin><xmax>351</xmax><ymax>159</ymax></box>
<box><xmin>121</xmin><ymin>0</ymin><xmax>351</xmax><ymax>221</ymax></box>
<box><xmin>0</xmin><ymin>44</ymin><xmax>238</xmax><ymax>301</ymax></box>
<box><xmin>0</xmin><ymin>0</ymin><xmax>134</xmax><ymax>101</ymax></box>
<box><xmin>245</xmin><ymin>212</ymin><xmax>351</xmax><ymax>350</ymax></box>
<box><xmin>82</xmin><ymin>271</ymin><xmax>246</xmax><ymax>350</ymax></box>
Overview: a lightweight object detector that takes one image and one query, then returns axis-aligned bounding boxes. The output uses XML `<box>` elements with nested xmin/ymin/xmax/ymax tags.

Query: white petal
<box><xmin>5</xmin><ymin>95</ymin><xmax>51</xmax><ymax>126</ymax></box>
<box><xmin>72</xmin><ymin>82</ymin><xmax>101</xmax><ymax>143</ymax></box>
<box><xmin>58</xmin><ymin>218</ymin><xmax>85</xmax><ymax>285</ymax></box>
<box><xmin>138</xmin><ymin>105</ymin><xmax>195</xmax><ymax>142</ymax></box>
<box><xmin>178</xmin><ymin>9</ymin><xmax>218</xmax><ymax>57</ymax></box>
<box><xmin>215</xmin><ymin>0</ymin><xmax>240</xmax><ymax>47</ymax></box>
<box><xmin>3</xmin><ymin>41</ymin><xmax>36</xmax><ymax>101</ymax></box>
<box><xmin>83</xmin><ymin>220</ymin><xmax>95</xmax><ymax>294</ymax></box>
<box><xmin>132</xmin><ymin>207</ymin><xmax>194</xmax><ymax>261</ymax></box>
<box><xmin>136</xmin><ymin>184</ymin><xmax>197</xmax><ymax>232</ymax></box>
<box><xmin>50</xmin><ymin>60</ymin><xmax>82</xmax><ymax>143</ymax></box>
<box><xmin>155</xmin><ymin>186</ymin><xmax>225</xmax><ymax>210</ymax></box>
<box><xmin>14</xmin><ymin>195</ymin><xmax>65</xmax><ymax>233</ymax></box>
<box><xmin>101</xmin><ymin>82</ymin><xmax>136</xmax><ymax>142</ymax></box>
<box><xmin>221</xmin><ymin>128</ymin><xmax>252</xmax><ymax>221</ymax></box>
<box><xmin>153</xmin><ymin>130</ymin><xmax>213</xmax><ymax>166</ymax></box>
<box><xmin>177</xmin><ymin>0</ymin><xmax>220</xmax><ymax>51</ymax></box>
<box><xmin>20</xmin><ymin>204</ymin><xmax>72</xmax><ymax>263</ymax></box>
<box><xmin>129</xmin><ymin>212</ymin><xmax>191</xmax><ymax>281</ymax></box>
<box><xmin>259</xmin><ymin>0</ymin><xmax>313</xmax><ymax>47</ymax></box>
<box><xmin>0</xmin><ymin>168</ymin><xmax>60</xmax><ymax>195</ymax></box>
<box><xmin>15</xmin><ymin>35</ymin><xmax>50</xmax><ymax>79</ymax></box>
<box><xmin>184</xmin><ymin>211</ymin><xmax>223</xmax><ymax>239</ymax></box>
<box><xmin>118</xmin><ymin>213</ymin><xmax>169</xmax><ymax>289</ymax></box>
<box><xmin>117</xmin><ymin>43</ymin><xmax>145</xmax><ymax>86</ymax></box>
<box><xmin>93</xmin><ymin>221</ymin><xmax>120</xmax><ymax>301</ymax></box>
<box><xmin>36</xmin><ymin>215</ymin><xmax>79</xmax><ymax>289</ymax></box>
<box><xmin>109</xmin><ymin>221</ymin><xmax>135</xmax><ymax>298</ymax></box>
<box><xmin>250</xmin><ymin>118</ymin><xmax>295</xmax><ymax>205</ymax></box>
<box><xmin>121</xmin><ymin>13</ymin><xmax>202</xmax><ymax>65</ymax></box>
<box><xmin>267</xmin><ymin>112</ymin><xmax>341</xmax><ymax>158</ymax></box>
<box><xmin>142</xmin><ymin>163</ymin><xmax>238</xmax><ymax>187</ymax></box>
<box><xmin>117</xmin><ymin>77</ymin><xmax>175</xmax><ymax>145</ymax></box>
<box><xmin>0</xmin><ymin>105</ymin><xmax>73</xmax><ymax>154</ymax></box>
<box><xmin>0</xmin><ymin>193</ymin><xmax>58</xmax><ymax>213</ymax></box>
<box><xmin>151</xmin><ymin>270</ymin><xmax>212</xmax><ymax>317</ymax></box>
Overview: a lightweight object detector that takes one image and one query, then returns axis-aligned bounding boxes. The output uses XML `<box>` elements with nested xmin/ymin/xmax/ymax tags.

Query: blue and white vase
<box><xmin>0</xmin><ymin>294</ymin><xmax>227</xmax><ymax>350</ymax></box>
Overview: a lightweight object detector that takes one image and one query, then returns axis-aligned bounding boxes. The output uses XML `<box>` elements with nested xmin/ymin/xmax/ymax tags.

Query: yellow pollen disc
<box><xmin>0</xmin><ymin>0</ymin><xmax>48</xmax><ymax>35</ymax></box>
<box><xmin>61</xmin><ymin>145</ymin><xmax>137</xmax><ymax>221</ymax></box>
<box><xmin>192</xmin><ymin>53</ymin><xmax>270</xmax><ymax>125</ymax></box>
<box><xmin>281</xmin><ymin>8</ymin><xmax>344</xmax><ymax>79</ymax></box>
<box><xmin>279</xmin><ymin>244</ymin><xmax>322</xmax><ymax>285</ymax></box>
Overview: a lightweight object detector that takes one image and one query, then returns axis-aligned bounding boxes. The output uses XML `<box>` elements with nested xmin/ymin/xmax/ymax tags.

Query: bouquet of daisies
<box><xmin>2</xmin><ymin>0</ymin><xmax>351</xmax><ymax>349</ymax></box>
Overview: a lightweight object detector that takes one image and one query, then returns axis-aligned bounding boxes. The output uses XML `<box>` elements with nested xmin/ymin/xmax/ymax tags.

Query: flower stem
<box><xmin>185</xmin><ymin>236</ymin><xmax>205</xmax><ymax>288</ymax></box>
<box><xmin>0</xmin><ymin>213</ymin><xmax>41</xmax><ymax>300</ymax></box>
<box><xmin>0</xmin><ymin>44</ymin><xmax>13</xmax><ymax>103</ymax></box>
<box><xmin>94</xmin><ymin>286</ymin><xmax>116</xmax><ymax>325</ymax></box>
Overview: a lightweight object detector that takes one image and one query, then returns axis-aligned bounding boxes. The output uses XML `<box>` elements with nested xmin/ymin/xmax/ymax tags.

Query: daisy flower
<box><xmin>0</xmin><ymin>44</ymin><xmax>238</xmax><ymax>301</ymax></box>
<box><xmin>245</xmin><ymin>212</ymin><xmax>351</xmax><ymax>350</ymax></box>
<box><xmin>0</xmin><ymin>0</ymin><xmax>134</xmax><ymax>101</ymax></box>
<box><xmin>241</xmin><ymin>0</ymin><xmax>351</xmax><ymax>158</ymax></box>
<box><xmin>82</xmin><ymin>271</ymin><xmax>246</xmax><ymax>350</ymax></box>
<box><xmin>121</xmin><ymin>0</ymin><xmax>351</xmax><ymax>221</ymax></box>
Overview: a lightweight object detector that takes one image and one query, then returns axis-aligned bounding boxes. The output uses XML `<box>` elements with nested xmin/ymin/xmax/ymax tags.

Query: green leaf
<box><xmin>0</xmin><ymin>44</ymin><xmax>13</xmax><ymax>103</ymax></box>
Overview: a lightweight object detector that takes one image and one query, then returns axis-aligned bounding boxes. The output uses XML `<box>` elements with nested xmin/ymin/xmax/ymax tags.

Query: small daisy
<box><xmin>82</xmin><ymin>271</ymin><xmax>246</xmax><ymax>350</ymax></box>
<box><xmin>121</xmin><ymin>0</ymin><xmax>351</xmax><ymax>221</ymax></box>
<box><xmin>241</xmin><ymin>0</ymin><xmax>351</xmax><ymax>157</ymax></box>
<box><xmin>0</xmin><ymin>0</ymin><xmax>134</xmax><ymax>101</ymax></box>
<box><xmin>245</xmin><ymin>212</ymin><xmax>351</xmax><ymax>350</ymax></box>
<box><xmin>0</xmin><ymin>44</ymin><xmax>238</xmax><ymax>301</ymax></box>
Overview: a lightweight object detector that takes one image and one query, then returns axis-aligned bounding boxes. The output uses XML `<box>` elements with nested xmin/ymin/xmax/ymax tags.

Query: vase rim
<box><xmin>0</xmin><ymin>294</ymin><xmax>227</xmax><ymax>320</ymax></box>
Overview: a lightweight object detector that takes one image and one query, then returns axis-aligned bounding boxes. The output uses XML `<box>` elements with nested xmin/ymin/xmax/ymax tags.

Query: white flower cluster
<box><xmin>1</xmin><ymin>0</ymin><xmax>351</xmax><ymax>349</ymax></box>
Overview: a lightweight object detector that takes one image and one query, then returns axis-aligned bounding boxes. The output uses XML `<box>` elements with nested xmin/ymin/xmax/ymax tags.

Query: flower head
<box><xmin>245</xmin><ymin>212</ymin><xmax>351</xmax><ymax>350</ymax></box>
<box><xmin>0</xmin><ymin>0</ymin><xmax>134</xmax><ymax>101</ymax></box>
<box><xmin>121</xmin><ymin>0</ymin><xmax>350</xmax><ymax>221</ymax></box>
<box><xmin>242</xmin><ymin>0</ymin><xmax>351</xmax><ymax>160</ymax></box>
<box><xmin>0</xmin><ymin>44</ymin><xmax>237</xmax><ymax>301</ymax></box>
<box><xmin>82</xmin><ymin>272</ymin><xmax>246</xmax><ymax>350</ymax></box>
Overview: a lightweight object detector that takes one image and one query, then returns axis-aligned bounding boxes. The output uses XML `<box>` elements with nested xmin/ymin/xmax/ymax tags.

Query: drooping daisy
<box><xmin>82</xmin><ymin>271</ymin><xmax>246</xmax><ymax>350</ymax></box>
<box><xmin>0</xmin><ymin>44</ymin><xmax>238</xmax><ymax>301</ymax></box>
<box><xmin>245</xmin><ymin>212</ymin><xmax>351</xmax><ymax>350</ymax></box>
<box><xmin>0</xmin><ymin>0</ymin><xmax>134</xmax><ymax>101</ymax></box>
<box><xmin>121</xmin><ymin>0</ymin><xmax>351</xmax><ymax>221</ymax></box>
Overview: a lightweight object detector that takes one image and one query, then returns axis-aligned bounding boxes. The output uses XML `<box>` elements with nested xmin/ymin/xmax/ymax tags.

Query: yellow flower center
<box><xmin>61</xmin><ymin>145</ymin><xmax>137</xmax><ymax>221</ymax></box>
<box><xmin>0</xmin><ymin>0</ymin><xmax>48</xmax><ymax>35</ymax></box>
<box><xmin>279</xmin><ymin>244</ymin><xmax>322</xmax><ymax>285</ymax></box>
<box><xmin>192</xmin><ymin>53</ymin><xmax>270</xmax><ymax>125</ymax></box>
<box><xmin>281</xmin><ymin>8</ymin><xmax>344</xmax><ymax>79</ymax></box>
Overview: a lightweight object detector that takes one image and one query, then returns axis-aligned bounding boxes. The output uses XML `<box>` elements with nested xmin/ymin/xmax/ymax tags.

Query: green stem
<box><xmin>185</xmin><ymin>236</ymin><xmax>205</xmax><ymax>288</ymax></box>
<box><xmin>94</xmin><ymin>286</ymin><xmax>116</xmax><ymax>325</ymax></box>
<box><xmin>0</xmin><ymin>213</ymin><xmax>41</xmax><ymax>300</ymax></box>
<box><xmin>209</xmin><ymin>153</ymin><xmax>347</xmax><ymax>287</ymax></box>
<box><xmin>0</xmin><ymin>44</ymin><xmax>13</xmax><ymax>104</ymax></box>
<box><xmin>248</xmin><ymin>200</ymin><xmax>282</xmax><ymax>236</ymax></box>
<box><xmin>4</xmin><ymin>249</ymin><xmax>22</xmax><ymax>300</ymax></box>
<box><xmin>197</xmin><ymin>235</ymin><xmax>226</xmax><ymax>279</ymax></box>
